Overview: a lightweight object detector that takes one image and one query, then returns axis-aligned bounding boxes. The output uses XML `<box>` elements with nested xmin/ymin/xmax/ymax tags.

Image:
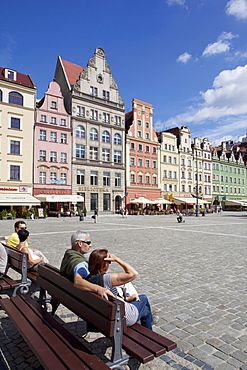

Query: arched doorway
<box><xmin>115</xmin><ymin>195</ymin><xmax>122</xmax><ymax>212</ymax></box>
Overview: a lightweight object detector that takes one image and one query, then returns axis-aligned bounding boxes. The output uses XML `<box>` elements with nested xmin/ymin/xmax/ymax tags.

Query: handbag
<box><xmin>92</xmin><ymin>215</ymin><xmax>95</xmax><ymax>219</ymax></box>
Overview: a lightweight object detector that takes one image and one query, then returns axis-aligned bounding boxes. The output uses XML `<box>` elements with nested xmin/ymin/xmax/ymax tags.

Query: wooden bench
<box><xmin>36</xmin><ymin>264</ymin><xmax>177</xmax><ymax>369</ymax></box>
<box><xmin>0</xmin><ymin>294</ymin><xmax>110</xmax><ymax>370</ymax></box>
<box><xmin>0</xmin><ymin>244</ymin><xmax>38</xmax><ymax>296</ymax></box>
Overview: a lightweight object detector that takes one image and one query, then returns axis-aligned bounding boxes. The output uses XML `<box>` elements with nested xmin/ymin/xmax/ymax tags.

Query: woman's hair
<box><xmin>17</xmin><ymin>229</ymin><xmax>29</xmax><ymax>242</ymax></box>
<box><xmin>88</xmin><ymin>249</ymin><xmax>109</xmax><ymax>275</ymax></box>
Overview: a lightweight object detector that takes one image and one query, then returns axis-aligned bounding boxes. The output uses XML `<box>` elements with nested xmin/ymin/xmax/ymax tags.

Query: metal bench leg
<box><xmin>127</xmin><ymin>358</ymin><xmax>141</xmax><ymax>370</ymax></box>
<box><xmin>12</xmin><ymin>282</ymin><xmax>31</xmax><ymax>297</ymax></box>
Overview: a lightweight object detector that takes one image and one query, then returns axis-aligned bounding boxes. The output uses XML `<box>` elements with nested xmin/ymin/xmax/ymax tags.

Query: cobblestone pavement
<box><xmin>0</xmin><ymin>211</ymin><xmax>247</xmax><ymax>369</ymax></box>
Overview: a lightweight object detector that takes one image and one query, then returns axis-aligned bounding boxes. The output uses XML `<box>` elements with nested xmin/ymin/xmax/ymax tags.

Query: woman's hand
<box><xmin>125</xmin><ymin>294</ymin><xmax>140</xmax><ymax>302</ymax></box>
<box><xmin>104</xmin><ymin>253</ymin><xmax>118</xmax><ymax>263</ymax></box>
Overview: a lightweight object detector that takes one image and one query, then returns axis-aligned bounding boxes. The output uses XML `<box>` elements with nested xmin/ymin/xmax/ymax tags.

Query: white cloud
<box><xmin>167</xmin><ymin>0</ymin><xmax>185</xmax><ymax>6</ymax></box>
<box><xmin>0</xmin><ymin>34</ymin><xmax>16</xmax><ymax>66</ymax></box>
<box><xmin>155</xmin><ymin>64</ymin><xmax>247</xmax><ymax>143</ymax></box>
<box><xmin>177</xmin><ymin>52</ymin><xmax>192</xmax><ymax>63</ymax></box>
<box><xmin>226</xmin><ymin>0</ymin><xmax>247</xmax><ymax>20</ymax></box>
<box><xmin>202</xmin><ymin>32</ymin><xmax>238</xmax><ymax>57</ymax></box>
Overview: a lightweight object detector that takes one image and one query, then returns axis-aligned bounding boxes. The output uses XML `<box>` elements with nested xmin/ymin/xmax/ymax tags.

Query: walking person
<box><xmin>93</xmin><ymin>208</ymin><xmax>98</xmax><ymax>223</ymax></box>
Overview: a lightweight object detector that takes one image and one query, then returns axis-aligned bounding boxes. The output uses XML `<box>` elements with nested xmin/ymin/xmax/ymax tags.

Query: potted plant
<box><xmin>33</xmin><ymin>208</ymin><xmax>39</xmax><ymax>219</ymax></box>
<box><xmin>83</xmin><ymin>206</ymin><xmax>87</xmax><ymax>217</ymax></box>
<box><xmin>1</xmin><ymin>209</ymin><xmax>8</xmax><ymax>220</ymax></box>
<box><xmin>25</xmin><ymin>209</ymin><xmax>31</xmax><ymax>219</ymax></box>
<box><xmin>11</xmin><ymin>209</ymin><xmax>16</xmax><ymax>219</ymax></box>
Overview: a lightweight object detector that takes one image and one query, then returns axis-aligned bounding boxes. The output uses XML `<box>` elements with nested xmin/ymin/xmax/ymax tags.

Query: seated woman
<box><xmin>87</xmin><ymin>249</ymin><xmax>154</xmax><ymax>330</ymax></box>
<box><xmin>16</xmin><ymin>229</ymin><xmax>48</xmax><ymax>271</ymax></box>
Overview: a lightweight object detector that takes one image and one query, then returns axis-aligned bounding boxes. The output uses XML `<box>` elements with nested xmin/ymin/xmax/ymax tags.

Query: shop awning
<box><xmin>152</xmin><ymin>198</ymin><xmax>172</xmax><ymax>204</ymax></box>
<box><xmin>173</xmin><ymin>197</ymin><xmax>210</xmax><ymax>205</ymax></box>
<box><xmin>35</xmin><ymin>194</ymin><xmax>84</xmax><ymax>203</ymax></box>
<box><xmin>129</xmin><ymin>197</ymin><xmax>155</xmax><ymax>204</ymax></box>
<box><xmin>0</xmin><ymin>194</ymin><xmax>41</xmax><ymax>206</ymax></box>
<box><xmin>223</xmin><ymin>199</ymin><xmax>247</xmax><ymax>207</ymax></box>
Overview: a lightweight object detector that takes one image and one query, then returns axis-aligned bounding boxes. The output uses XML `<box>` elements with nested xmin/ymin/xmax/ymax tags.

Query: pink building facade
<box><xmin>125</xmin><ymin>99</ymin><xmax>161</xmax><ymax>207</ymax></box>
<box><xmin>33</xmin><ymin>81</ymin><xmax>72</xmax><ymax>201</ymax></box>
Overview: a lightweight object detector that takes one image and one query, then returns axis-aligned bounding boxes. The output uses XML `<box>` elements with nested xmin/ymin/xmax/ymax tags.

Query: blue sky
<box><xmin>1</xmin><ymin>0</ymin><xmax>247</xmax><ymax>146</ymax></box>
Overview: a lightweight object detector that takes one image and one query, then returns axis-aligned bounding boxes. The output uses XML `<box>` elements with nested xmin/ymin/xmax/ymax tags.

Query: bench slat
<box><xmin>124</xmin><ymin>326</ymin><xmax>166</xmax><ymax>357</ymax></box>
<box><xmin>122</xmin><ymin>335</ymin><xmax>154</xmax><ymax>363</ymax></box>
<box><xmin>1</xmin><ymin>297</ymin><xmax>68</xmax><ymax>370</ymax></box>
<box><xmin>37</xmin><ymin>274</ymin><xmax>116</xmax><ymax>337</ymax></box>
<box><xmin>0</xmin><ymin>276</ymin><xmax>19</xmax><ymax>290</ymax></box>
<box><xmin>130</xmin><ymin>323</ymin><xmax>177</xmax><ymax>351</ymax></box>
<box><xmin>23</xmin><ymin>294</ymin><xmax>110</xmax><ymax>370</ymax></box>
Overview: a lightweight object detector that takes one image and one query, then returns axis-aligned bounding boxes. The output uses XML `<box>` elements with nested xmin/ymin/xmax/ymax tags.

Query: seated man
<box><xmin>6</xmin><ymin>221</ymin><xmax>28</xmax><ymax>248</ymax></box>
<box><xmin>0</xmin><ymin>243</ymin><xmax>8</xmax><ymax>278</ymax></box>
<box><xmin>60</xmin><ymin>230</ymin><xmax>113</xmax><ymax>299</ymax></box>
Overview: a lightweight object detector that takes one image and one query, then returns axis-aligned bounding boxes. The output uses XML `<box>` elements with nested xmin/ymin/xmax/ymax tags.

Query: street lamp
<box><xmin>192</xmin><ymin>144</ymin><xmax>199</xmax><ymax>217</ymax></box>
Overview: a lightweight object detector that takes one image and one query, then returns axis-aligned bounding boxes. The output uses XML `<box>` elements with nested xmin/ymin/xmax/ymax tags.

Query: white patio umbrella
<box><xmin>130</xmin><ymin>197</ymin><xmax>154</xmax><ymax>204</ymax></box>
<box><xmin>152</xmin><ymin>198</ymin><xmax>172</xmax><ymax>204</ymax></box>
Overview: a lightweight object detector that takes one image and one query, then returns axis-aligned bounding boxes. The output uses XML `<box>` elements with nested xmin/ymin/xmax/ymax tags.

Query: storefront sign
<box><xmin>0</xmin><ymin>187</ymin><xmax>18</xmax><ymax>192</ymax></box>
<box><xmin>19</xmin><ymin>186</ymin><xmax>28</xmax><ymax>192</ymax></box>
<box><xmin>78</xmin><ymin>186</ymin><xmax>109</xmax><ymax>192</ymax></box>
<box><xmin>38</xmin><ymin>190</ymin><xmax>68</xmax><ymax>195</ymax></box>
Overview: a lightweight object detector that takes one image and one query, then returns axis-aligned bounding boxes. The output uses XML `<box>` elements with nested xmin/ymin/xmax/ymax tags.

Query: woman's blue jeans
<box><xmin>130</xmin><ymin>294</ymin><xmax>153</xmax><ymax>330</ymax></box>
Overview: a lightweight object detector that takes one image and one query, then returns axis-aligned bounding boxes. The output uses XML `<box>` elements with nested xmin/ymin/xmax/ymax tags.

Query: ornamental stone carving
<box><xmin>80</xmin><ymin>69</ymin><xmax>88</xmax><ymax>80</ymax></box>
<box><xmin>88</xmin><ymin>56</ymin><xmax>96</xmax><ymax>68</ymax></box>
<box><xmin>110</xmin><ymin>78</ymin><xmax>118</xmax><ymax>90</ymax></box>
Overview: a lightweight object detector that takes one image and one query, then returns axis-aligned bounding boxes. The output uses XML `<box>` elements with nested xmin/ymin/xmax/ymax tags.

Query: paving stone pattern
<box><xmin>0</xmin><ymin>211</ymin><xmax>247</xmax><ymax>369</ymax></box>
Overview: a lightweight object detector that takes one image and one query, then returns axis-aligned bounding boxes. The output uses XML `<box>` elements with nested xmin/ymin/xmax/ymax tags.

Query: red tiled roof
<box><xmin>61</xmin><ymin>59</ymin><xmax>84</xmax><ymax>86</ymax></box>
<box><xmin>0</xmin><ymin>67</ymin><xmax>35</xmax><ymax>88</ymax></box>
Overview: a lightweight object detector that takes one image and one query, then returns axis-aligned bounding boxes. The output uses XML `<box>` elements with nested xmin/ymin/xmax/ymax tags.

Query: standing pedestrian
<box><xmin>93</xmin><ymin>208</ymin><xmax>98</xmax><ymax>223</ymax></box>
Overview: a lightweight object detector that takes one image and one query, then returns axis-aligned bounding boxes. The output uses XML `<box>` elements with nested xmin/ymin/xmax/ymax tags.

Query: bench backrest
<box><xmin>37</xmin><ymin>264</ymin><xmax>126</xmax><ymax>338</ymax></box>
<box><xmin>5</xmin><ymin>245</ymin><xmax>27</xmax><ymax>270</ymax></box>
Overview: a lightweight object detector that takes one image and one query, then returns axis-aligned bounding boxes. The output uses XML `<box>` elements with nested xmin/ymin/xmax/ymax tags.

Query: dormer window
<box><xmin>51</xmin><ymin>101</ymin><xmax>57</xmax><ymax>109</ymax></box>
<box><xmin>4</xmin><ymin>69</ymin><xmax>17</xmax><ymax>80</ymax></box>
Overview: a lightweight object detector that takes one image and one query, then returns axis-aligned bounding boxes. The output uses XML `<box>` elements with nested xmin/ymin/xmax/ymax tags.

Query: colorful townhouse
<box><xmin>212</xmin><ymin>142</ymin><xmax>247</xmax><ymax>210</ymax></box>
<box><xmin>0</xmin><ymin>67</ymin><xmax>39</xmax><ymax>217</ymax></box>
<box><xmin>33</xmin><ymin>81</ymin><xmax>75</xmax><ymax>215</ymax></box>
<box><xmin>54</xmin><ymin>48</ymin><xmax>126</xmax><ymax>212</ymax></box>
<box><xmin>125</xmin><ymin>99</ymin><xmax>161</xmax><ymax>208</ymax></box>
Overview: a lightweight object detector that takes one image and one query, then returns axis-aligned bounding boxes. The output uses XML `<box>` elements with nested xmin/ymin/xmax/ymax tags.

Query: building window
<box><xmin>168</xmin><ymin>171</ymin><xmax>172</xmax><ymax>179</ymax></box>
<box><xmin>188</xmin><ymin>185</ymin><xmax>191</xmax><ymax>192</ymax></box>
<box><xmin>39</xmin><ymin>130</ymin><xmax>46</xmax><ymax>141</ymax></box>
<box><xmin>90</xmin><ymin>109</ymin><xmax>98</xmax><ymax>120</ymax></box>
<box><xmin>50</xmin><ymin>172</ymin><xmax>57</xmax><ymax>184</ymax></box>
<box><xmin>89</xmin><ymin>128</ymin><xmax>98</xmax><ymax>140</ymax></box>
<box><xmin>61</xmin><ymin>133</ymin><xmax>67</xmax><ymax>144</ymax></box>
<box><xmin>60</xmin><ymin>119</ymin><xmax>66</xmax><ymax>126</ymax></box>
<box><xmin>174</xmin><ymin>185</ymin><xmax>177</xmax><ymax>192</ymax></box>
<box><xmin>153</xmin><ymin>161</ymin><xmax>157</xmax><ymax>169</ymax></box>
<box><xmin>146</xmin><ymin>175</ymin><xmax>150</xmax><ymax>184</ymax></box>
<box><xmin>137</xmin><ymin>120</ymin><xmax>141</xmax><ymax>126</ymax></box>
<box><xmin>41</xmin><ymin>115</ymin><xmax>46</xmax><ymax>122</ymax></box>
<box><xmin>115</xmin><ymin>173</ymin><xmax>121</xmax><ymax>187</ymax></box>
<box><xmin>103</xmin><ymin>193</ymin><xmax>110</xmax><ymax>210</ymax></box>
<box><xmin>90</xmin><ymin>193</ymin><xmax>98</xmax><ymax>211</ymax></box>
<box><xmin>11</xmin><ymin>117</ymin><xmax>20</xmax><ymax>129</ymax></box>
<box><xmin>114</xmin><ymin>133</ymin><xmax>121</xmax><ymax>145</ymax></box>
<box><xmin>153</xmin><ymin>176</ymin><xmax>157</xmax><ymax>185</ymax></box>
<box><xmin>153</xmin><ymin>147</ymin><xmax>157</xmax><ymax>154</ymax></box>
<box><xmin>90</xmin><ymin>171</ymin><xmax>98</xmax><ymax>185</ymax></box>
<box><xmin>9</xmin><ymin>92</ymin><xmax>23</xmax><ymax>106</ymax></box>
<box><xmin>90</xmin><ymin>86</ymin><xmax>98</xmax><ymax>97</ymax></box>
<box><xmin>138</xmin><ymin>144</ymin><xmax>142</xmax><ymax>151</ymax></box>
<box><xmin>50</xmin><ymin>151</ymin><xmax>57</xmax><ymax>162</ymax></box>
<box><xmin>163</xmin><ymin>155</ymin><xmax>167</xmax><ymax>163</ymax></box>
<box><xmin>102</xmin><ymin>148</ymin><xmax>110</xmax><ymax>161</ymax></box>
<box><xmin>39</xmin><ymin>171</ymin><xmax>46</xmax><ymax>184</ymax></box>
<box><xmin>103</xmin><ymin>172</ymin><xmax>110</xmax><ymax>186</ymax></box>
<box><xmin>138</xmin><ymin>131</ymin><xmax>142</xmax><ymax>138</ymax></box>
<box><xmin>77</xmin><ymin>170</ymin><xmax>85</xmax><ymax>185</ymax></box>
<box><xmin>169</xmin><ymin>156</ymin><xmax>172</xmax><ymax>164</ymax></box>
<box><xmin>76</xmin><ymin>125</ymin><xmax>85</xmax><ymax>138</ymax></box>
<box><xmin>89</xmin><ymin>147</ymin><xmax>98</xmax><ymax>160</ymax></box>
<box><xmin>163</xmin><ymin>170</ymin><xmax>167</xmax><ymax>178</ymax></box>
<box><xmin>130</xmin><ymin>157</ymin><xmax>135</xmax><ymax>166</ymax></box>
<box><xmin>138</xmin><ymin>159</ymin><xmax>143</xmax><ymax>167</ymax></box>
<box><xmin>182</xmin><ymin>185</ymin><xmax>185</xmax><ymax>192</ymax></box>
<box><xmin>10</xmin><ymin>141</ymin><xmax>20</xmax><ymax>155</ymax></box>
<box><xmin>60</xmin><ymin>152</ymin><xmax>67</xmax><ymax>163</ymax></box>
<box><xmin>51</xmin><ymin>101</ymin><xmax>57</xmax><ymax>109</ymax></box>
<box><xmin>114</xmin><ymin>116</ymin><xmax>121</xmax><ymax>126</ymax></box>
<box><xmin>102</xmin><ymin>130</ymin><xmax>110</xmax><ymax>143</ymax></box>
<box><xmin>182</xmin><ymin>171</ymin><xmax>185</xmax><ymax>179</ymax></box>
<box><xmin>188</xmin><ymin>172</ymin><xmax>191</xmax><ymax>179</ymax></box>
<box><xmin>146</xmin><ymin>133</ymin><xmax>149</xmax><ymax>139</ymax></box>
<box><xmin>138</xmin><ymin>175</ymin><xmax>143</xmax><ymax>184</ymax></box>
<box><xmin>51</xmin><ymin>117</ymin><xmax>56</xmax><ymax>124</ymax></box>
<box><xmin>60</xmin><ymin>173</ymin><xmax>66</xmax><ymax>185</ymax></box>
<box><xmin>50</xmin><ymin>131</ymin><xmax>57</xmax><ymax>142</ymax></box>
<box><xmin>77</xmin><ymin>106</ymin><xmax>85</xmax><ymax>117</ymax></box>
<box><xmin>130</xmin><ymin>174</ymin><xmax>135</xmax><ymax>183</ymax></box>
<box><xmin>76</xmin><ymin>144</ymin><xmax>85</xmax><ymax>158</ymax></box>
<box><xmin>164</xmin><ymin>184</ymin><xmax>167</xmax><ymax>191</ymax></box>
<box><xmin>114</xmin><ymin>150</ymin><xmax>122</xmax><ymax>163</ymax></box>
<box><xmin>103</xmin><ymin>90</ymin><xmax>109</xmax><ymax>100</ymax></box>
<box><xmin>39</xmin><ymin>150</ymin><xmax>46</xmax><ymax>161</ymax></box>
<box><xmin>103</xmin><ymin>113</ymin><xmax>110</xmax><ymax>123</ymax></box>
<box><xmin>146</xmin><ymin>122</ymin><xmax>149</xmax><ymax>128</ymax></box>
<box><xmin>146</xmin><ymin>146</ymin><xmax>150</xmax><ymax>153</ymax></box>
<box><xmin>0</xmin><ymin>90</ymin><xmax>2</xmax><ymax>101</ymax></box>
<box><xmin>174</xmin><ymin>171</ymin><xmax>177</xmax><ymax>179</ymax></box>
<box><xmin>146</xmin><ymin>160</ymin><xmax>150</xmax><ymax>168</ymax></box>
<box><xmin>130</xmin><ymin>143</ymin><xmax>135</xmax><ymax>150</ymax></box>
<box><xmin>10</xmin><ymin>165</ymin><xmax>20</xmax><ymax>180</ymax></box>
